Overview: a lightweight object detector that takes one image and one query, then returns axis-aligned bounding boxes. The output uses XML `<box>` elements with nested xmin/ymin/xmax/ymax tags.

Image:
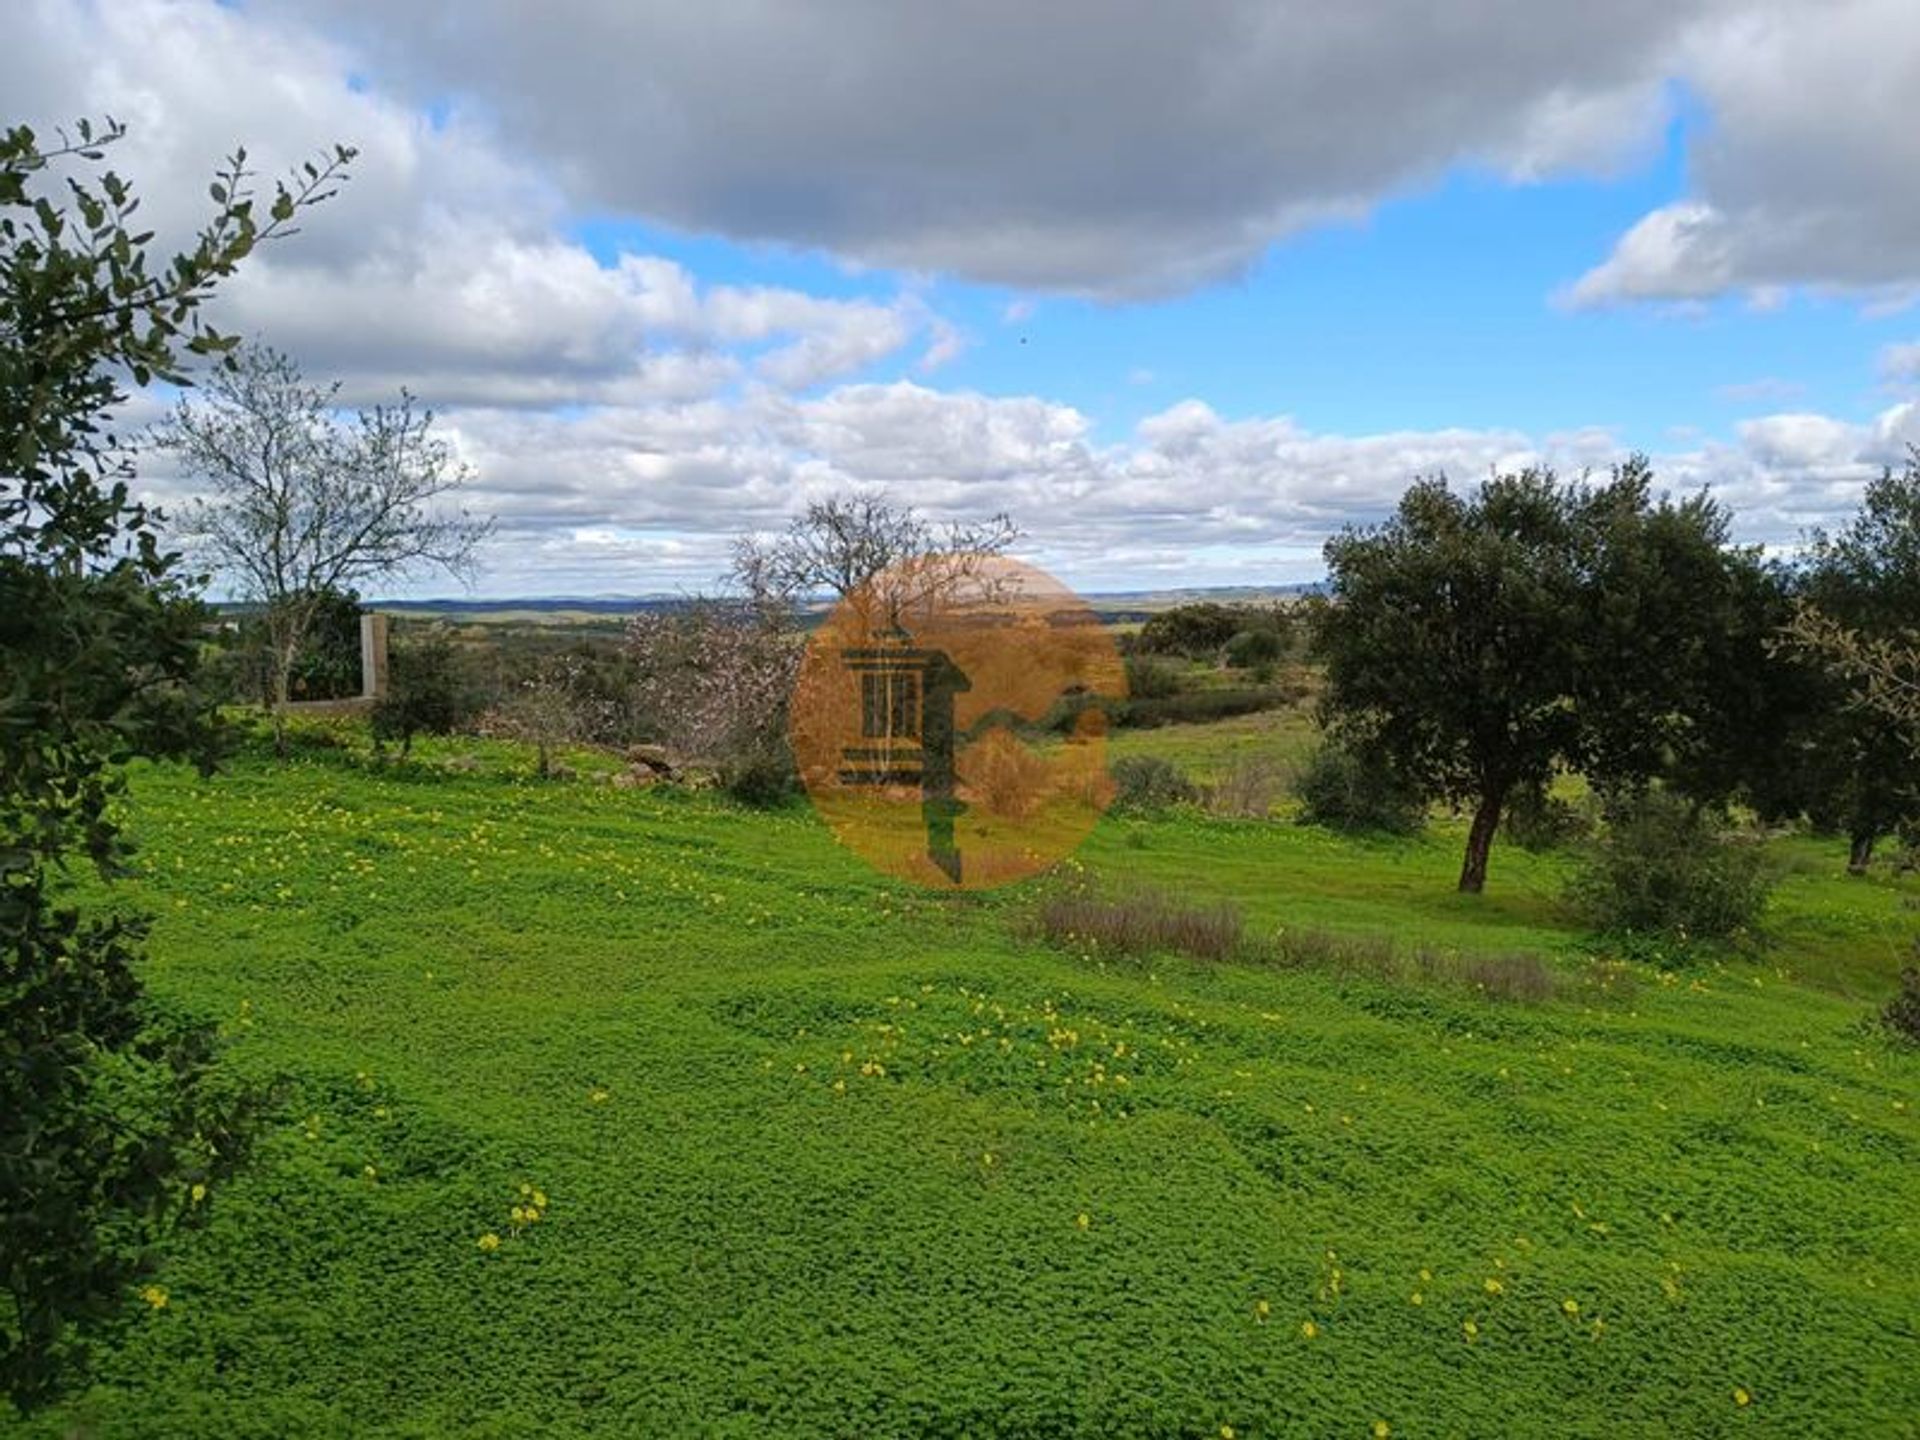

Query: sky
<box><xmin>12</xmin><ymin>0</ymin><xmax>1920</xmax><ymax>596</ymax></box>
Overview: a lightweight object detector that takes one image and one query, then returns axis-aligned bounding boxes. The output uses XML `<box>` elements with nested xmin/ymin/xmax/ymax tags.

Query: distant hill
<box><xmin>355</xmin><ymin>583</ymin><xmax>1324</xmax><ymax>626</ymax></box>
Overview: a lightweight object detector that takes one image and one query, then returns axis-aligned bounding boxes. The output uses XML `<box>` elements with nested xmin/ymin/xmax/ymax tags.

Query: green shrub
<box><xmin>1109</xmin><ymin>755</ymin><xmax>1201</xmax><ymax>812</ymax></box>
<box><xmin>1569</xmin><ymin>791</ymin><xmax>1772</xmax><ymax>942</ymax></box>
<box><xmin>720</xmin><ymin>744</ymin><xmax>799</xmax><ymax>807</ymax></box>
<box><xmin>1879</xmin><ymin>962</ymin><xmax>1920</xmax><ymax>1045</ymax></box>
<box><xmin>1223</xmin><ymin>628</ymin><xmax>1284</xmax><ymax>669</ymax></box>
<box><xmin>1135</xmin><ymin>603</ymin><xmax>1242</xmax><ymax>659</ymax></box>
<box><xmin>372</xmin><ymin>626</ymin><xmax>471</xmax><ymax>757</ymax></box>
<box><xmin>1293</xmin><ymin>742</ymin><xmax>1425</xmax><ymax>835</ymax></box>
<box><xmin>1503</xmin><ymin>783</ymin><xmax>1590</xmax><ymax>852</ymax></box>
<box><xmin>1123</xmin><ymin>654</ymin><xmax>1185</xmax><ymax>700</ymax></box>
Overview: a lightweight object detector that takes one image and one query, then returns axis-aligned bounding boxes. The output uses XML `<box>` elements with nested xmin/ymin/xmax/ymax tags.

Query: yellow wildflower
<box><xmin>477</xmin><ymin>1233</ymin><xmax>500</xmax><ymax>1252</ymax></box>
<box><xmin>1300</xmin><ymin>1320</ymin><xmax>1319</xmax><ymax>1339</ymax></box>
<box><xmin>1484</xmin><ymin>1278</ymin><xmax>1504</xmax><ymax>1295</ymax></box>
<box><xmin>139</xmin><ymin>1285</ymin><xmax>169</xmax><ymax>1310</ymax></box>
<box><xmin>1373</xmin><ymin>1423</ymin><xmax>1391</xmax><ymax>1439</ymax></box>
<box><xmin>1561</xmin><ymin>1298</ymin><xmax>1580</xmax><ymax>1316</ymax></box>
<box><xmin>1076</xmin><ymin>1212</ymin><xmax>1091</xmax><ymax>1230</ymax></box>
<box><xmin>1733</xmin><ymin>1388</ymin><xmax>1751</xmax><ymax>1407</ymax></box>
<box><xmin>189</xmin><ymin>1183</ymin><xmax>207</xmax><ymax>1205</ymax></box>
<box><xmin>1463</xmin><ymin>1318</ymin><xmax>1479</xmax><ymax>1341</ymax></box>
<box><xmin>1255</xmin><ymin>1299</ymin><xmax>1271</xmax><ymax>1321</ymax></box>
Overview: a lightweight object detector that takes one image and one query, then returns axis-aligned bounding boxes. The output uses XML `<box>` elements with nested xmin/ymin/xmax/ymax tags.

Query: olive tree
<box><xmin>1317</xmin><ymin>460</ymin><xmax>1745</xmax><ymax>894</ymax></box>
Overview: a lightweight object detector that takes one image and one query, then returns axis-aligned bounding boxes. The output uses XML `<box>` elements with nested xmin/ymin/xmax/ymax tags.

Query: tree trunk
<box><xmin>1458</xmin><ymin>788</ymin><xmax>1507</xmax><ymax>894</ymax></box>
<box><xmin>1848</xmin><ymin>829</ymin><xmax>1877</xmax><ymax>875</ymax></box>
<box><xmin>270</xmin><ymin>649</ymin><xmax>293</xmax><ymax>759</ymax></box>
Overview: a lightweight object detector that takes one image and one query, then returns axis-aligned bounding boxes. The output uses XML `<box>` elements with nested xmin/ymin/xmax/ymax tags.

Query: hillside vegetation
<box><xmin>27</xmin><ymin>722</ymin><xmax>1920</xmax><ymax>1438</ymax></box>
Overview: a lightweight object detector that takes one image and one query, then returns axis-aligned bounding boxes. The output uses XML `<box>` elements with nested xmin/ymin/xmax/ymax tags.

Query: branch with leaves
<box><xmin>1778</xmin><ymin>602</ymin><xmax>1920</xmax><ymax>734</ymax></box>
<box><xmin>2</xmin><ymin>116</ymin><xmax>350</xmax><ymax>1410</ymax></box>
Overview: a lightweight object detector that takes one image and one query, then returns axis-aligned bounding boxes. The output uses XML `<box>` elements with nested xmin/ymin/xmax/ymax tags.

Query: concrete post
<box><xmin>359</xmin><ymin>612</ymin><xmax>390</xmax><ymax>701</ymax></box>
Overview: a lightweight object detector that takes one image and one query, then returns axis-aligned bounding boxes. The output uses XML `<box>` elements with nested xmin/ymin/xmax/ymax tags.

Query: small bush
<box><xmin>372</xmin><ymin>626</ymin><xmax>470</xmax><ymax>757</ymax></box>
<box><xmin>1123</xmin><ymin>654</ymin><xmax>1185</xmax><ymax>700</ymax></box>
<box><xmin>1036</xmin><ymin>886</ymin><xmax>1243</xmax><ymax>962</ymax></box>
<box><xmin>1109</xmin><ymin>755</ymin><xmax>1201</xmax><ymax>812</ymax></box>
<box><xmin>1294</xmin><ymin>742</ymin><xmax>1425</xmax><ymax>835</ymax></box>
<box><xmin>1569</xmin><ymin>791</ymin><xmax>1772</xmax><ymax>942</ymax></box>
<box><xmin>720</xmin><ymin>744</ymin><xmax>799</xmax><ymax>807</ymax></box>
<box><xmin>1880</xmin><ymin>963</ymin><xmax>1920</xmax><ymax>1045</ymax></box>
<box><xmin>1503</xmin><ymin>784</ymin><xmax>1590</xmax><ymax>852</ymax></box>
<box><xmin>1135</xmin><ymin>603</ymin><xmax>1243</xmax><ymax>659</ymax></box>
<box><xmin>1209</xmin><ymin>755</ymin><xmax>1284</xmax><ymax>819</ymax></box>
<box><xmin>962</xmin><ymin>730</ymin><xmax>1051</xmax><ymax>819</ymax></box>
<box><xmin>1223</xmin><ymin>628</ymin><xmax>1284</xmax><ymax>669</ymax></box>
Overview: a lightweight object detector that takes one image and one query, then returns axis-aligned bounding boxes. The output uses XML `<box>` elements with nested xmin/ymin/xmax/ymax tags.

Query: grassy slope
<box><xmin>22</xmin><ymin>727</ymin><xmax>1920</xmax><ymax>1439</ymax></box>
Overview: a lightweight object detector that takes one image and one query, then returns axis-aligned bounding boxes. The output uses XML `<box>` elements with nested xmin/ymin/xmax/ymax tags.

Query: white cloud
<box><xmin>18</xmin><ymin>0</ymin><xmax>1920</xmax><ymax>598</ymax></box>
<box><xmin>291</xmin><ymin>0</ymin><xmax>1717</xmax><ymax>298</ymax></box>
<box><xmin>137</xmin><ymin>381</ymin><xmax>1903</xmax><ymax>598</ymax></box>
<box><xmin>1882</xmin><ymin>344</ymin><xmax>1920</xmax><ymax>387</ymax></box>
<box><xmin>2</xmin><ymin>0</ymin><xmax>950</xmax><ymax>408</ymax></box>
<box><xmin>1575</xmin><ymin>0</ymin><xmax>1920</xmax><ymax>305</ymax></box>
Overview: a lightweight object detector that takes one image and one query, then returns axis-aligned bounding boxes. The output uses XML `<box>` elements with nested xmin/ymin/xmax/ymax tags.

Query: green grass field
<box><xmin>22</xmin><ymin>718</ymin><xmax>1920</xmax><ymax>1438</ymax></box>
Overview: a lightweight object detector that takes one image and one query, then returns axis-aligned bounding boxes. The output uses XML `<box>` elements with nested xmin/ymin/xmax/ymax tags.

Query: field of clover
<box><xmin>24</xmin><ymin>724</ymin><xmax>1920</xmax><ymax>1438</ymax></box>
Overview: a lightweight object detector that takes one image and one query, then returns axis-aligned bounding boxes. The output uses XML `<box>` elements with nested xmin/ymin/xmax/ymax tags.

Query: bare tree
<box><xmin>730</xmin><ymin>492</ymin><xmax>1019</xmax><ymax>624</ymax></box>
<box><xmin>154</xmin><ymin>345</ymin><xmax>492</xmax><ymax>751</ymax></box>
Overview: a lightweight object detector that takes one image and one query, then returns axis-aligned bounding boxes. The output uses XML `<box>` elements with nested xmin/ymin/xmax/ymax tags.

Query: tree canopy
<box><xmin>1</xmin><ymin>116</ymin><xmax>350</xmax><ymax>1409</ymax></box>
<box><xmin>1316</xmin><ymin>460</ymin><xmax>1748</xmax><ymax>893</ymax></box>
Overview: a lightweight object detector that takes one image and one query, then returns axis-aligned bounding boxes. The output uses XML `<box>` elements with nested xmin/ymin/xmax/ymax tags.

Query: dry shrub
<box><xmin>961</xmin><ymin>729</ymin><xmax>1053</xmax><ymax>819</ymax></box>
<box><xmin>1271</xmin><ymin>927</ymin><xmax>1563</xmax><ymax>1003</ymax></box>
<box><xmin>1209</xmin><ymin>755</ymin><xmax>1286</xmax><ymax>819</ymax></box>
<box><xmin>1456</xmin><ymin>952</ymin><xmax>1557</xmax><ymax>1003</ymax></box>
<box><xmin>1035</xmin><ymin>886</ymin><xmax>1244</xmax><ymax>963</ymax></box>
<box><xmin>1030</xmin><ymin>884</ymin><xmax>1591</xmax><ymax>1006</ymax></box>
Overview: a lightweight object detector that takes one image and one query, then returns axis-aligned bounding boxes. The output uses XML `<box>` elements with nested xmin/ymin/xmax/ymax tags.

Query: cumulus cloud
<box><xmin>17</xmin><ymin>0</ymin><xmax>1920</xmax><ymax>597</ymax></box>
<box><xmin>289</xmin><ymin>0</ymin><xmax>1717</xmax><ymax>298</ymax></box>
<box><xmin>1573</xmin><ymin>0</ymin><xmax>1920</xmax><ymax>305</ymax></box>
<box><xmin>135</xmin><ymin>381</ymin><xmax>1904</xmax><ymax>597</ymax></box>
<box><xmin>3</xmin><ymin>0</ymin><xmax>949</xmax><ymax>407</ymax></box>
